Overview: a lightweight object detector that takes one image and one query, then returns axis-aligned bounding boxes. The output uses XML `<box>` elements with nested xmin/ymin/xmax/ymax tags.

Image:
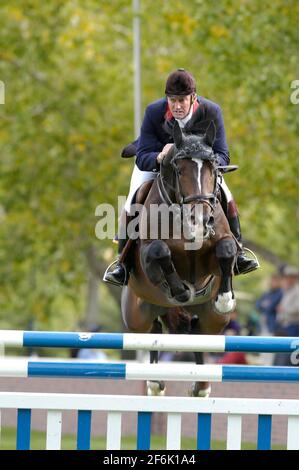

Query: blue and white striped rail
<box><xmin>1</xmin><ymin>359</ymin><xmax>299</xmax><ymax>382</ymax></box>
<box><xmin>0</xmin><ymin>330</ymin><xmax>299</xmax><ymax>353</ymax></box>
<box><xmin>1</xmin><ymin>330</ymin><xmax>298</xmax><ymax>450</ymax></box>
<box><xmin>1</xmin><ymin>392</ymin><xmax>299</xmax><ymax>450</ymax></box>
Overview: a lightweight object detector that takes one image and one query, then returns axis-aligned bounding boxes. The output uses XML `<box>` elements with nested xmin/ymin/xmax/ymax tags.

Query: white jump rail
<box><xmin>0</xmin><ymin>392</ymin><xmax>299</xmax><ymax>450</ymax></box>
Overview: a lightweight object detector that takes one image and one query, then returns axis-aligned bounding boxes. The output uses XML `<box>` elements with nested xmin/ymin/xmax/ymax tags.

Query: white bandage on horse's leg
<box><xmin>214</xmin><ymin>292</ymin><xmax>236</xmax><ymax>314</ymax></box>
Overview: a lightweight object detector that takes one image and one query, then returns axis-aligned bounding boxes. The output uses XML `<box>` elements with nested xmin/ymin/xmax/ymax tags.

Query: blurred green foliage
<box><xmin>0</xmin><ymin>0</ymin><xmax>298</xmax><ymax>330</ymax></box>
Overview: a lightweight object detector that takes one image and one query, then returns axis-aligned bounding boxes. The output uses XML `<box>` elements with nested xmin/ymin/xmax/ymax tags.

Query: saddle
<box><xmin>119</xmin><ymin>181</ymin><xmax>154</xmax><ymax>265</ymax></box>
<box><xmin>135</xmin><ymin>180</ymin><xmax>154</xmax><ymax>205</ymax></box>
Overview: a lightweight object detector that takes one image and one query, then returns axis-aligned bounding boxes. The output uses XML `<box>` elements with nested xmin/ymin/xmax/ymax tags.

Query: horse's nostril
<box><xmin>209</xmin><ymin>216</ymin><xmax>214</xmax><ymax>226</ymax></box>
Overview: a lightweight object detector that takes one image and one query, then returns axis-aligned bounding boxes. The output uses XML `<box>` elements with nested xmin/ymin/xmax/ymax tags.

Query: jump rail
<box><xmin>0</xmin><ymin>330</ymin><xmax>299</xmax><ymax>353</ymax></box>
<box><xmin>1</xmin><ymin>359</ymin><xmax>299</xmax><ymax>382</ymax></box>
<box><xmin>1</xmin><ymin>330</ymin><xmax>299</xmax><ymax>450</ymax></box>
<box><xmin>1</xmin><ymin>392</ymin><xmax>299</xmax><ymax>450</ymax></box>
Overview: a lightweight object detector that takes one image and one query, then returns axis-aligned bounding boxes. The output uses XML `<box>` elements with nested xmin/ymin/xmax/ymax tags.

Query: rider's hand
<box><xmin>157</xmin><ymin>143</ymin><xmax>173</xmax><ymax>164</ymax></box>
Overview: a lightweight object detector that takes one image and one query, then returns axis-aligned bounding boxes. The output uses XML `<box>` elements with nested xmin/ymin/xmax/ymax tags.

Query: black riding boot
<box><xmin>103</xmin><ymin>212</ymin><xmax>131</xmax><ymax>287</ymax></box>
<box><xmin>228</xmin><ymin>214</ymin><xmax>259</xmax><ymax>275</ymax></box>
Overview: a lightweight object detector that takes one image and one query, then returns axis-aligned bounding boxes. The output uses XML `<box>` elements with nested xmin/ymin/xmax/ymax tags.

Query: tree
<box><xmin>0</xmin><ymin>0</ymin><xmax>298</xmax><ymax>330</ymax></box>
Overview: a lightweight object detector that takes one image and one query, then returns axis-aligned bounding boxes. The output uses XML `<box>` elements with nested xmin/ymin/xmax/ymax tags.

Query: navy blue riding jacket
<box><xmin>136</xmin><ymin>96</ymin><xmax>230</xmax><ymax>172</ymax></box>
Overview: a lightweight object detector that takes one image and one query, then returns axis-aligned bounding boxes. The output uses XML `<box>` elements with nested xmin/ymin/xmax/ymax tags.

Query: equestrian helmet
<box><xmin>165</xmin><ymin>68</ymin><xmax>196</xmax><ymax>96</ymax></box>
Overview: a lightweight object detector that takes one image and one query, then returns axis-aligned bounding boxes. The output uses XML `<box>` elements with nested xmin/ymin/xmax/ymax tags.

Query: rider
<box><xmin>104</xmin><ymin>68</ymin><xmax>259</xmax><ymax>286</ymax></box>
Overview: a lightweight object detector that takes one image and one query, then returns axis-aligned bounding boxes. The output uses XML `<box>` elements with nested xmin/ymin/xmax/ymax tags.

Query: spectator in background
<box><xmin>274</xmin><ymin>266</ymin><xmax>299</xmax><ymax>366</ymax></box>
<box><xmin>255</xmin><ymin>274</ymin><xmax>283</xmax><ymax>335</ymax></box>
<box><xmin>275</xmin><ymin>266</ymin><xmax>299</xmax><ymax>337</ymax></box>
<box><xmin>217</xmin><ymin>310</ymin><xmax>262</xmax><ymax>365</ymax></box>
<box><xmin>223</xmin><ymin>310</ymin><xmax>241</xmax><ymax>336</ymax></box>
<box><xmin>217</xmin><ymin>351</ymin><xmax>261</xmax><ymax>365</ymax></box>
<box><xmin>77</xmin><ymin>346</ymin><xmax>108</xmax><ymax>361</ymax></box>
<box><xmin>242</xmin><ymin>310</ymin><xmax>261</xmax><ymax>336</ymax></box>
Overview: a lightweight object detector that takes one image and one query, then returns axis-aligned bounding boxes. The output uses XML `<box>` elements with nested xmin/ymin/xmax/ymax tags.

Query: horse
<box><xmin>121</xmin><ymin>118</ymin><xmax>237</xmax><ymax>397</ymax></box>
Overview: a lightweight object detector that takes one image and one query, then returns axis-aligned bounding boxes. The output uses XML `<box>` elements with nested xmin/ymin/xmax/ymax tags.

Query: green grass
<box><xmin>0</xmin><ymin>427</ymin><xmax>285</xmax><ymax>450</ymax></box>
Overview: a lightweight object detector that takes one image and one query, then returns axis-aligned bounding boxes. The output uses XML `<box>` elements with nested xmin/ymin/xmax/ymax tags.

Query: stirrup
<box><xmin>103</xmin><ymin>259</ymin><xmax>128</xmax><ymax>286</ymax></box>
<box><xmin>242</xmin><ymin>247</ymin><xmax>260</xmax><ymax>267</ymax></box>
<box><xmin>234</xmin><ymin>247</ymin><xmax>260</xmax><ymax>275</ymax></box>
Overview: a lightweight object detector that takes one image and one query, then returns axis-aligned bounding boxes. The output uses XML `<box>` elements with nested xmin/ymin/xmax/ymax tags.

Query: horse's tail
<box><xmin>161</xmin><ymin>307</ymin><xmax>191</xmax><ymax>334</ymax></box>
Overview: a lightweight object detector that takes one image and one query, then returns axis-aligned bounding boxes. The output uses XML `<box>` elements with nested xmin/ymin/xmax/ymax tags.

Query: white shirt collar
<box><xmin>175</xmin><ymin>105</ymin><xmax>193</xmax><ymax>128</ymax></box>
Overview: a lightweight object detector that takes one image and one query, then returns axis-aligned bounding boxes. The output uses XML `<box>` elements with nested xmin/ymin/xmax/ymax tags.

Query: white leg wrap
<box><xmin>214</xmin><ymin>291</ymin><xmax>236</xmax><ymax>314</ymax></box>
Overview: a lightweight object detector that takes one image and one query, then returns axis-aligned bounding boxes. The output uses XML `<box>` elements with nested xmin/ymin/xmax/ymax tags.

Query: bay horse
<box><xmin>121</xmin><ymin>119</ymin><xmax>237</xmax><ymax>397</ymax></box>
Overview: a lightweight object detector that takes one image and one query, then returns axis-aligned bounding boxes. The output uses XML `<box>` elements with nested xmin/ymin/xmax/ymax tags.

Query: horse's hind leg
<box><xmin>147</xmin><ymin>318</ymin><xmax>166</xmax><ymax>396</ymax></box>
<box><xmin>187</xmin><ymin>315</ymin><xmax>211</xmax><ymax>397</ymax></box>
<box><xmin>190</xmin><ymin>351</ymin><xmax>211</xmax><ymax>397</ymax></box>
<box><xmin>147</xmin><ymin>308</ymin><xmax>191</xmax><ymax>396</ymax></box>
<box><xmin>121</xmin><ymin>286</ymin><xmax>157</xmax><ymax>333</ymax></box>
<box><xmin>188</xmin><ymin>309</ymin><xmax>229</xmax><ymax>397</ymax></box>
<box><xmin>121</xmin><ymin>288</ymin><xmax>168</xmax><ymax>395</ymax></box>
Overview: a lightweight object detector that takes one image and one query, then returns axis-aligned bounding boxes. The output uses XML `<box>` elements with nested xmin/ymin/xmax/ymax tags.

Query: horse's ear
<box><xmin>204</xmin><ymin>121</ymin><xmax>216</xmax><ymax>147</ymax></box>
<box><xmin>173</xmin><ymin>120</ymin><xmax>183</xmax><ymax>148</ymax></box>
<box><xmin>185</xmin><ymin>119</ymin><xmax>210</xmax><ymax>135</ymax></box>
<box><xmin>184</xmin><ymin>105</ymin><xmax>205</xmax><ymax>131</ymax></box>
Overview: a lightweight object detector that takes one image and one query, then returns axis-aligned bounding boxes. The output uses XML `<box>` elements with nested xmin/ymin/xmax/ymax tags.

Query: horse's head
<box><xmin>162</xmin><ymin>120</ymin><xmax>218</xmax><ymax>241</ymax></box>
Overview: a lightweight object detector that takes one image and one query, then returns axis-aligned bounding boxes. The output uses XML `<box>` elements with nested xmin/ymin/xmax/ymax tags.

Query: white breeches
<box><xmin>219</xmin><ymin>177</ymin><xmax>233</xmax><ymax>202</ymax></box>
<box><xmin>124</xmin><ymin>165</ymin><xmax>157</xmax><ymax>214</ymax></box>
<box><xmin>124</xmin><ymin>164</ymin><xmax>233</xmax><ymax>214</ymax></box>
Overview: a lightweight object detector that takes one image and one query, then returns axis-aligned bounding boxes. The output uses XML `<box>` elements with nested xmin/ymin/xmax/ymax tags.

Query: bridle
<box><xmin>158</xmin><ymin>144</ymin><xmax>219</xmax><ymax>212</ymax></box>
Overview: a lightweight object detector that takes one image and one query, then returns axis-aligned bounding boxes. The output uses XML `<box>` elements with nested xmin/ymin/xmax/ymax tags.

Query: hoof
<box><xmin>147</xmin><ymin>380</ymin><xmax>166</xmax><ymax>396</ymax></box>
<box><xmin>189</xmin><ymin>384</ymin><xmax>211</xmax><ymax>398</ymax></box>
<box><xmin>174</xmin><ymin>289</ymin><xmax>191</xmax><ymax>303</ymax></box>
<box><xmin>171</xmin><ymin>282</ymin><xmax>195</xmax><ymax>306</ymax></box>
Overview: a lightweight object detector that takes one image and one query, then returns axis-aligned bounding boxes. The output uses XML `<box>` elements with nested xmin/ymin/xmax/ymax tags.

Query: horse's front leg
<box><xmin>214</xmin><ymin>237</ymin><xmax>237</xmax><ymax>314</ymax></box>
<box><xmin>141</xmin><ymin>240</ymin><xmax>191</xmax><ymax>303</ymax></box>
